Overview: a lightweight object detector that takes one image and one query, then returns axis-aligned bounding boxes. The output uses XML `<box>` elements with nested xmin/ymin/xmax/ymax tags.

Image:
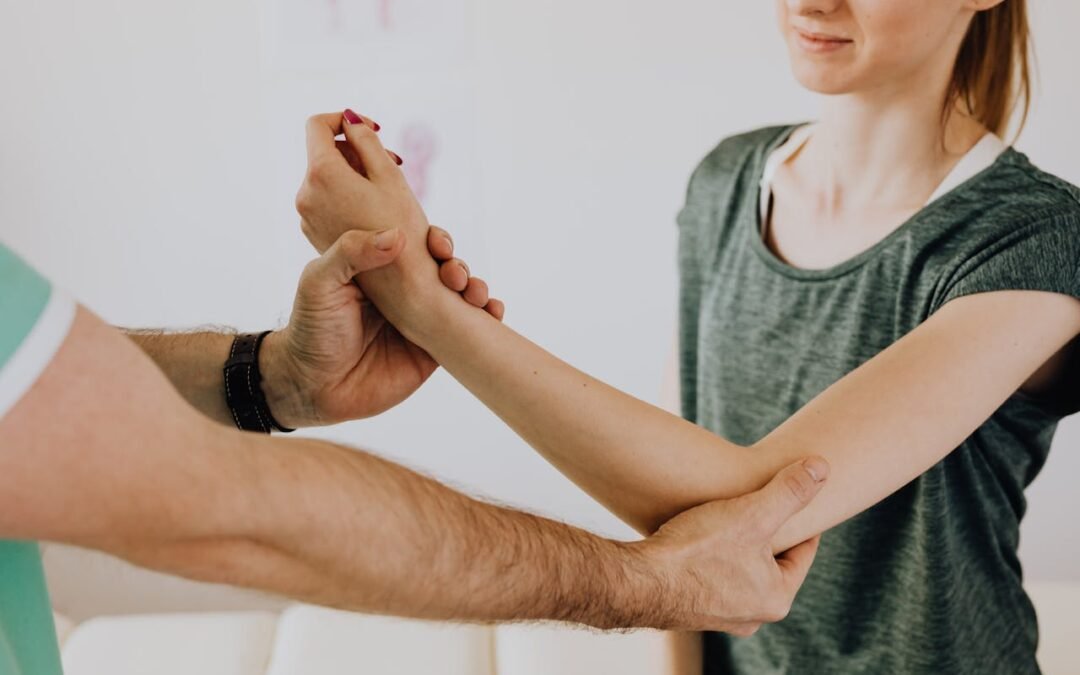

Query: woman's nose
<box><xmin>785</xmin><ymin>0</ymin><xmax>843</xmax><ymax>17</ymax></box>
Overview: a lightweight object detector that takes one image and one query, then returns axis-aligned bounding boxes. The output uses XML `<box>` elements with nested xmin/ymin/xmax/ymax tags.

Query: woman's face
<box><xmin>776</xmin><ymin>0</ymin><xmax>987</xmax><ymax>97</ymax></box>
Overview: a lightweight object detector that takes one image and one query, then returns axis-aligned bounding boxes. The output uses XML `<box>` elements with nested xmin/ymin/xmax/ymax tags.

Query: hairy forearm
<box><xmin>114</xmin><ymin>432</ymin><xmax>675</xmax><ymax>629</ymax></box>
<box><xmin>123</xmin><ymin>329</ymin><xmax>304</xmax><ymax>428</ymax></box>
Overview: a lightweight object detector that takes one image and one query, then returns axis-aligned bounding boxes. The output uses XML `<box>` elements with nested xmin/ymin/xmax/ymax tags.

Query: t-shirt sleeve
<box><xmin>935</xmin><ymin>212</ymin><xmax>1080</xmax><ymax>309</ymax></box>
<box><xmin>0</xmin><ymin>243</ymin><xmax>76</xmax><ymax>423</ymax></box>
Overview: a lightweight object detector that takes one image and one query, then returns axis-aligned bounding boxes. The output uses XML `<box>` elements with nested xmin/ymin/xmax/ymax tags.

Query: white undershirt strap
<box><xmin>758</xmin><ymin>124</ymin><xmax>1007</xmax><ymax>226</ymax></box>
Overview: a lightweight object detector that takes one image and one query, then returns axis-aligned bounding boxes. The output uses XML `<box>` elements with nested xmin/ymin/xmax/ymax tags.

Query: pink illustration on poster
<box><xmin>267</xmin><ymin>0</ymin><xmax>467</xmax><ymax>67</ymax></box>
<box><xmin>400</xmin><ymin>123</ymin><xmax>439</xmax><ymax>203</ymax></box>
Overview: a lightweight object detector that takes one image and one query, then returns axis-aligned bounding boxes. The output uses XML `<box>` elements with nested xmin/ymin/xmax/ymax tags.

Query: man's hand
<box><xmin>634</xmin><ymin>458</ymin><xmax>829</xmax><ymax>635</ymax></box>
<box><xmin>263</xmin><ymin>226</ymin><xmax>503</xmax><ymax>427</ymax></box>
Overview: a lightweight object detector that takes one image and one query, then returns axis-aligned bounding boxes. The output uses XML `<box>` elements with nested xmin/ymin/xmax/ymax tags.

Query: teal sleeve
<box><xmin>0</xmin><ymin>243</ymin><xmax>53</xmax><ymax>371</ymax></box>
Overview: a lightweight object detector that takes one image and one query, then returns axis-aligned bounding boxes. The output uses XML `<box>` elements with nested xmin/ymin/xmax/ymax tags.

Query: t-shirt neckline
<box><xmin>747</xmin><ymin>124</ymin><xmax>1016</xmax><ymax>282</ymax></box>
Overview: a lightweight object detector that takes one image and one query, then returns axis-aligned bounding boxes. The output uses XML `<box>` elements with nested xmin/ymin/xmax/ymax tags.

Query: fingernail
<box><xmin>371</xmin><ymin>120</ymin><xmax>381</xmax><ymax>131</ymax></box>
<box><xmin>391</xmin><ymin>151</ymin><xmax>403</xmax><ymax>166</ymax></box>
<box><xmin>802</xmin><ymin>457</ymin><xmax>830</xmax><ymax>483</ymax></box>
<box><xmin>343</xmin><ymin>109</ymin><xmax>362</xmax><ymax>126</ymax></box>
<box><xmin>373</xmin><ymin>229</ymin><xmax>398</xmax><ymax>250</ymax></box>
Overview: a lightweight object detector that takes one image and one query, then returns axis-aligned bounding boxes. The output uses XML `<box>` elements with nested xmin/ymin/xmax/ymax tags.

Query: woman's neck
<box><xmin>802</xmin><ymin>84</ymin><xmax>990</xmax><ymax>215</ymax></box>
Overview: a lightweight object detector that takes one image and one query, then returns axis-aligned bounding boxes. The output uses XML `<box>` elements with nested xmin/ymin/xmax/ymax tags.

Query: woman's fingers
<box><xmin>342</xmin><ymin>109</ymin><xmax>400</xmax><ymax>184</ymax></box>
<box><xmin>342</xmin><ymin>110</ymin><xmax>380</xmax><ymax>132</ymax></box>
<box><xmin>305</xmin><ymin>113</ymin><xmax>347</xmax><ymax>167</ymax></box>
<box><xmin>336</xmin><ymin>141</ymin><xmax>405</xmax><ymax>177</ymax></box>
<box><xmin>335</xmin><ymin>141</ymin><xmax>365</xmax><ymax>175</ymax></box>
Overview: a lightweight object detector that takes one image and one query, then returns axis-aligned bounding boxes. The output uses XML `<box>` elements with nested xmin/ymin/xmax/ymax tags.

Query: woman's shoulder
<box><xmin>970</xmin><ymin>149</ymin><xmax>1080</xmax><ymax>226</ymax></box>
<box><xmin>687</xmin><ymin>124</ymin><xmax>799</xmax><ymax>186</ymax></box>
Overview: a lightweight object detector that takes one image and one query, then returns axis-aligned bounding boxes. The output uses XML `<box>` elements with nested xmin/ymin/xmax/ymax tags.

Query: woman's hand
<box><xmin>296</xmin><ymin>110</ymin><xmax>426</xmax><ymax>253</ymax></box>
<box><xmin>295</xmin><ymin>110</ymin><xmax>501</xmax><ymax>327</ymax></box>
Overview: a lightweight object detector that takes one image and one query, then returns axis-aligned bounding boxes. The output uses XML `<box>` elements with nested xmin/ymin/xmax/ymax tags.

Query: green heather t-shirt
<box><xmin>0</xmin><ymin>243</ymin><xmax>75</xmax><ymax>675</ymax></box>
<box><xmin>677</xmin><ymin>126</ymin><xmax>1080</xmax><ymax>675</ymax></box>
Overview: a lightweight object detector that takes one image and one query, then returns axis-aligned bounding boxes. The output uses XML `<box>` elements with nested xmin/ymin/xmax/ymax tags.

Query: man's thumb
<box><xmin>304</xmin><ymin>229</ymin><xmax>404</xmax><ymax>291</ymax></box>
<box><xmin>333</xmin><ymin>229</ymin><xmax>404</xmax><ymax>277</ymax></box>
<box><xmin>747</xmin><ymin>457</ymin><xmax>830</xmax><ymax>538</ymax></box>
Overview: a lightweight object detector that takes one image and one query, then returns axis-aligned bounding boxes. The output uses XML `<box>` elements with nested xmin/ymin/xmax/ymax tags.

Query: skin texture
<box><xmin>0</xmin><ymin>228</ymin><xmax>833</xmax><ymax>637</ymax></box>
<box><xmin>292</xmin><ymin>2</ymin><xmax>1076</xmax><ymax>670</ymax></box>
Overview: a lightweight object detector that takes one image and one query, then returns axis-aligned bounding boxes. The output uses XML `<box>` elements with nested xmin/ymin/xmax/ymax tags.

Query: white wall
<box><xmin>1</xmin><ymin>0</ymin><xmax>1077</xmax><ymax>596</ymax></box>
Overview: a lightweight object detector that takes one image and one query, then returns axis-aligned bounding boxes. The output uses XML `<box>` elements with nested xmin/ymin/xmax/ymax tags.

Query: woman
<box><xmin>295</xmin><ymin>0</ymin><xmax>1080</xmax><ymax>672</ymax></box>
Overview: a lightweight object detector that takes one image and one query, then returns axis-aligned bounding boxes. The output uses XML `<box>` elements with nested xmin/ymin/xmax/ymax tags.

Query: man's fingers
<box><xmin>776</xmin><ymin>535</ymin><xmax>821</xmax><ymax>596</ymax></box>
<box><xmin>463</xmin><ymin>277</ymin><xmax>490</xmax><ymax>308</ymax></box>
<box><xmin>342</xmin><ymin>109</ymin><xmax>399</xmax><ymax>184</ymax></box>
<box><xmin>312</xmin><ymin>229</ymin><xmax>405</xmax><ymax>288</ymax></box>
<box><xmin>439</xmin><ymin>259</ymin><xmax>469</xmax><ymax>292</ymax></box>
<box><xmin>485</xmin><ymin>298</ymin><xmax>506</xmax><ymax>321</ymax></box>
<box><xmin>428</xmin><ymin>226</ymin><xmax>455</xmax><ymax>261</ymax></box>
<box><xmin>746</xmin><ymin>457</ymin><xmax>829</xmax><ymax>538</ymax></box>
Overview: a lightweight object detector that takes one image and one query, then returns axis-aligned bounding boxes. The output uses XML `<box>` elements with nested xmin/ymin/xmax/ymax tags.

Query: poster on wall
<box><xmin>262</xmin><ymin>0</ymin><xmax>472</xmax><ymax>70</ymax></box>
<box><xmin>259</xmin><ymin>0</ymin><xmax>484</xmax><ymax>276</ymax></box>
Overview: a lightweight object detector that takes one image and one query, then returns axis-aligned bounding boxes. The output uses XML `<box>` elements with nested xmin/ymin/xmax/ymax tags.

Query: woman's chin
<box><xmin>789</xmin><ymin>64</ymin><xmax>858</xmax><ymax>96</ymax></box>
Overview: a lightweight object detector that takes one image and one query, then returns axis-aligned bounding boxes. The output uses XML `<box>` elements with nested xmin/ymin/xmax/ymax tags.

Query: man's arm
<box><xmin>0</xmin><ymin>304</ymin><xmax>825</xmax><ymax>633</ymax></box>
<box><xmin>123</xmin><ymin>329</ymin><xmax>287</xmax><ymax>428</ymax></box>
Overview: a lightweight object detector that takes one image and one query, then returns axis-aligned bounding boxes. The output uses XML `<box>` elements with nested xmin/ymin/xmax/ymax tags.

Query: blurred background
<box><xmin>0</xmin><ymin>0</ymin><xmax>1077</xmax><ymax>625</ymax></box>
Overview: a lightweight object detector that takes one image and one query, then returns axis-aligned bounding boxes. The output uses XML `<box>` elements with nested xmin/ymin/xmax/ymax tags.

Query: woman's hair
<box><xmin>947</xmin><ymin>0</ymin><xmax>1033</xmax><ymax>137</ymax></box>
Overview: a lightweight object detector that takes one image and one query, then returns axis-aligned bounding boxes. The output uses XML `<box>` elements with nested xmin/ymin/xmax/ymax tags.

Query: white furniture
<box><xmin>45</xmin><ymin>545</ymin><xmax>1080</xmax><ymax>675</ymax></box>
<box><xmin>57</xmin><ymin>607</ymin><xmax>671</xmax><ymax>675</ymax></box>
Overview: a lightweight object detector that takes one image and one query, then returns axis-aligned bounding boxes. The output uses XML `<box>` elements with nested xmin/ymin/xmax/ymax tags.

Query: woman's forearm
<box><xmin>375</xmin><ymin>268</ymin><xmax>1079</xmax><ymax>554</ymax></box>
<box><xmin>389</xmin><ymin>285</ymin><xmax>773</xmax><ymax>537</ymax></box>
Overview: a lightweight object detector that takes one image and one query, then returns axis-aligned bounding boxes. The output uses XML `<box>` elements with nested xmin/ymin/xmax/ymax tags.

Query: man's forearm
<box><xmin>116</xmin><ymin>431</ymin><xmax>677</xmax><ymax>629</ymax></box>
<box><xmin>123</xmin><ymin>329</ymin><xmax>305</xmax><ymax>429</ymax></box>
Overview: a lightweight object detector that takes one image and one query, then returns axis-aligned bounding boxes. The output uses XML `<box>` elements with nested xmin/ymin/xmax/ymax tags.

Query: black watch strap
<box><xmin>223</xmin><ymin>331</ymin><xmax>295</xmax><ymax>434</ymax></box>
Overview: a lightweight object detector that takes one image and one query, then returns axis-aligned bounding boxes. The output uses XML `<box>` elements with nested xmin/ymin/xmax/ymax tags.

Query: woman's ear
<box><xmin>963</xmin><ymin>0</ymin><xmax>1006</xmax><ymax>11</ymax></box>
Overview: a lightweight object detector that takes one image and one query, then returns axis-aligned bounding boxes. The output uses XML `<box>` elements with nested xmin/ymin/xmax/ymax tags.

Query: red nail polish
<box><xmin>393</xmin><ymin>152</ymin><xmax>403</xmax><ymax>166</ymax></box>
<box><xmin>372</xmin><ymin>120</ymin><xmax>381</xmax><ymax>132</ymax></box>
<box><xmin>343</xmin><ymin>109</ymin><xmax>362</xmax><ymax>125</ymax></box>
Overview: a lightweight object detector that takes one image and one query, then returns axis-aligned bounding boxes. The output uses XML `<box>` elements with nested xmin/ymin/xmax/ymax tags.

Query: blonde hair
<box><xmin>948</xmin><ymin>0</ymin><xmax>1033</xmax><ymax>138</ymax></box>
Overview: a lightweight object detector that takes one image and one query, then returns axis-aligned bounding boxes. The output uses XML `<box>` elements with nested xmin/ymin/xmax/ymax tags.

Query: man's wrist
<box><xmin>546</xmin><ymin>537</ymin><xmax>680</xmax><ymax>631</ymax></box>
<box><xmin>598</xmin><ymin>540</ymin><xmax>681</xmax><ymax>630</ymax></box>
<box><xmin>257</xmin><ymin>331</ymin><xmax>314</xmax><ymax>429</ymax></box>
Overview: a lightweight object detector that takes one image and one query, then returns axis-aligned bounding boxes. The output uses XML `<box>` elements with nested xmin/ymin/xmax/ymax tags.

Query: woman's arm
<box><xmin>396</xmin><ymin>283</ymin><xmax>1080</xmax><ymax>550</ymax></box>
<box><xmin>297</xmin><ymin>112</ymin><xmax>1080</xmax><ymax>552</ymax></box>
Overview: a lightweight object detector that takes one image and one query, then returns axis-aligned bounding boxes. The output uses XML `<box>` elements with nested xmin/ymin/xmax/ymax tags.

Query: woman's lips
<box><xmin>794</xmin><ymin>28</ymin><xmax>854</xmax><ymax>54</ymax></box>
